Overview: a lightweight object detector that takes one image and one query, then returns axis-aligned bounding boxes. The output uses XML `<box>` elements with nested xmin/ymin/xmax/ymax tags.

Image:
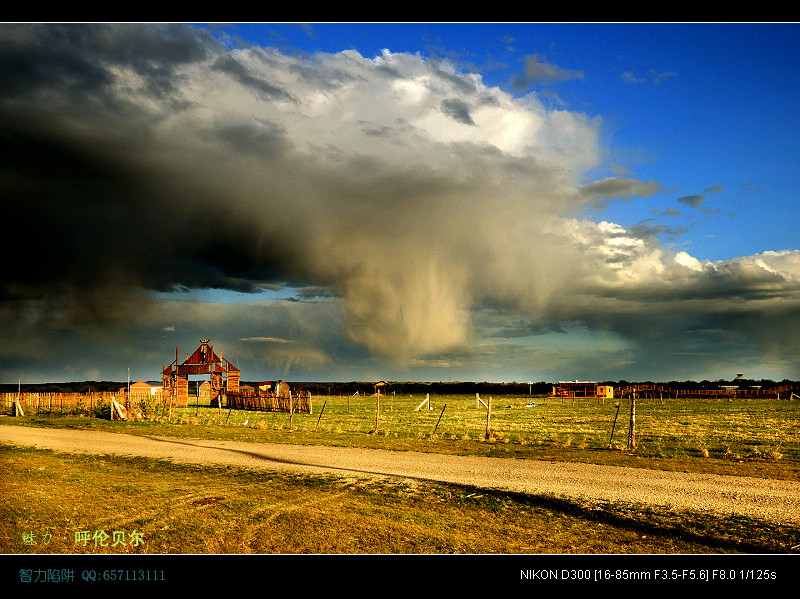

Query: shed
<box><xmin>552</xmin><ymin>381</ymin><xmax>613</xmax><ymax>399</ymax></box>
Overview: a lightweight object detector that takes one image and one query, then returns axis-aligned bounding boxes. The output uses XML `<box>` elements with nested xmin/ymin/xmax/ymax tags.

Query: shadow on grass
<box><xmin>456</xmin><ymin>486</ymin><xmax>800</xmax><ymax>554</ymax></box>
<box><xmin>140</xmin><ymin>435</ymin><xmax>800</xmax><ymax>554</ymax></box>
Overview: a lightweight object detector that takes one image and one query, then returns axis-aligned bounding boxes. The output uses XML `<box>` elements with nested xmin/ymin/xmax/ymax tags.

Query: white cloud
<box><xmin>674</xmin><ymin>251</ymin><xmax>705</xmax><ymax>271</ymax></box>
<box><xmin>239</xmin><ymin>336</ymin><xmax>294</xmax><ymax>344</ymax></box>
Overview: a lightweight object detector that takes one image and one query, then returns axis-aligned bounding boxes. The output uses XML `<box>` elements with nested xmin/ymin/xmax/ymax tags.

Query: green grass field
<box><xmin>70</xmin><ymin>392</ymin><xmax>800</xmax><ymax>477</ymax></box>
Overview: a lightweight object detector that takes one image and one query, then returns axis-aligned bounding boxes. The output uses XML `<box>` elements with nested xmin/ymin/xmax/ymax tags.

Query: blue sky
<box><xmin>2</xmin><ymin>22</ymin><xmax>800</xmax><ymax>384</ymax></box>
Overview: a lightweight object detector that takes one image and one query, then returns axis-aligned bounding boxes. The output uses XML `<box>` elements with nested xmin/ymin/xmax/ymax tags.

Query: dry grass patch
<box><xmin>3</xmin><ymin>445</ymin><xmax>799</xmax><ymax>555</ymax></box>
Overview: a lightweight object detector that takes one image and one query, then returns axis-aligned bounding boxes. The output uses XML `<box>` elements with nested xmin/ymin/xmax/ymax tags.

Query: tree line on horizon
<box><xmin>3</xmin><ymin>378</ymin><xmax>798</xmax><ymax>396</ymax></box>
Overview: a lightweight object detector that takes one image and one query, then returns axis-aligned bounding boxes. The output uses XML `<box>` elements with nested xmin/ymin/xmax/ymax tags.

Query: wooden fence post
<box><xmin>414</xmin><ymin>395</ymin><xmax>431</xmax><ymax>412</ymax></box>
<box><xmin>628</xmin><ymin>395</ymin><xmax>637</xmax><ymax>450</ymax></box>
<box><xmin>374</xmin><ymin>388</ymin><xmax>380</xmax><ymax>433</ymax></box>
<box><xmin>485</xmin><ymin>397</ymin><xmax>492</xmax><ymax>439</ymax></box>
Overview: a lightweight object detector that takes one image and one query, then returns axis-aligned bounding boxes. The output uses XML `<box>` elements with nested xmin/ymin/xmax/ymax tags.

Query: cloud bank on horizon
<box><xmin>2</xmin><ymin>23</ymin><xmax>799</xmax><ymax>383</ymax></box>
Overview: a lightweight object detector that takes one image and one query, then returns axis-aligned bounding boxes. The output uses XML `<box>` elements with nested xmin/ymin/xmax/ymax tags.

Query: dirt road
<box><xmin>2</xmin><ymin>424</ymin><xmax>800</xmax><ymax>525</ymax></box>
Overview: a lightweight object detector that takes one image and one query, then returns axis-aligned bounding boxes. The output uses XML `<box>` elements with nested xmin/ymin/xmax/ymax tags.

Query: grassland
<box><xmin>2</xmin><ymin>393</ymin><xmax>800</xmax><ymax>554</ymax></box>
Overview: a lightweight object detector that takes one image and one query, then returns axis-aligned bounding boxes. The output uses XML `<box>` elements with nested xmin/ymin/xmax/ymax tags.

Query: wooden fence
<box><xmin>616</xmin><ymin>386</ymin><xmax>796</xmax><ymax>400</ymax></box>
<box><xmin>225</xmin><ymin>389</ymin><xmax>312</xmax><ymax>414</ymax></box>
<box><xmin>1</xmin><ymin>391</ymin><xmax>189</xmax><ymax>413</ymax></box>
<box><xmin>0</xmin><ymin>391</ymin><xmax>123</xmax><ymax>412</ymax></box>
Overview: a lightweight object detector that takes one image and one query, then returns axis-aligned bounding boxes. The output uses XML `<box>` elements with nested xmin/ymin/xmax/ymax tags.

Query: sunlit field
<box><xmin>13</xmin><ymin>391</ymin><xmax>796</xmax><ymax>476</ymax></box>
<box><xmin>175</xmin><ymin>393</ymin><xmax>800</xmax><ymax>462</ymax></box>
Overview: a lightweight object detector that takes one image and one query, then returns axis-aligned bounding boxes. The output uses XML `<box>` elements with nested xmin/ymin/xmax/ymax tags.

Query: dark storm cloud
<box><xmin>545</xmin><ymin>268</ymin><xmax>800</xmax><ymax>379</ymax></box>
<box><xmin>0</xmin><ymin>109</ymin><xmax>292</xmax><ymax>301</ymax></box>
<box><xmin>0</xmin><ymin>23</ymin><xmax>212</xmax><ymax>112</ymax></box>
<box><xmin>0</xmin><ymin>24</ymin><xmax>311</xmax><ymax>319</ymax></box>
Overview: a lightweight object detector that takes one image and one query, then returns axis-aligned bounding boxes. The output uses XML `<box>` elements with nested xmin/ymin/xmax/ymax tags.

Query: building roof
<box><xmin>130</xmin><ymin>380</ymin><xmax>154</xmax><ymax>389</ymax></box>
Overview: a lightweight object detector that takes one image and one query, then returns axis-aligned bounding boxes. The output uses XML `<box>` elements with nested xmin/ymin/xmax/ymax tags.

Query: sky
<box><xmin>2</xmin><ymin>22</ymin><xmax>800</xmax><ymax>385</ymax></box>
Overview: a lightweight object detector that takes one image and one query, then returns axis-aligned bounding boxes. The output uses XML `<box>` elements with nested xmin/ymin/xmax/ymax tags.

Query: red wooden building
<box><xmin>162</xmin><ymin>339</ymin><xmax>240</xmax><ymax>407</ymax></box>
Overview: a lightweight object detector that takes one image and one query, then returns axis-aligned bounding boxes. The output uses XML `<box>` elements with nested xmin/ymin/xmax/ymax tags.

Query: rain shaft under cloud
<box><xmin>2</xmin><ymin>23</ymin><xmax>799</xmax><ymax>382</ymax></box>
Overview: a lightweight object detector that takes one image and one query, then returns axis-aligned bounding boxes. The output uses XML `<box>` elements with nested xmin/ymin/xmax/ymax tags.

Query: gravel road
<box><xmin>3</xmin><ymin>424</ymin><xmax>800</xmax><ymax>526</ymax></box>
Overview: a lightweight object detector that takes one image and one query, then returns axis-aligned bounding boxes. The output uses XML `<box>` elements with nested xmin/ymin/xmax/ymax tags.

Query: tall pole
<box><xmin>485</xmin><ymin>396</ymin><xmax>492</xmax><ymax>439</ymax></box>
<box><xmin>374</xmin><ymin>387</ymin><xmax>380</xmax><ymax>433</ymax></box>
